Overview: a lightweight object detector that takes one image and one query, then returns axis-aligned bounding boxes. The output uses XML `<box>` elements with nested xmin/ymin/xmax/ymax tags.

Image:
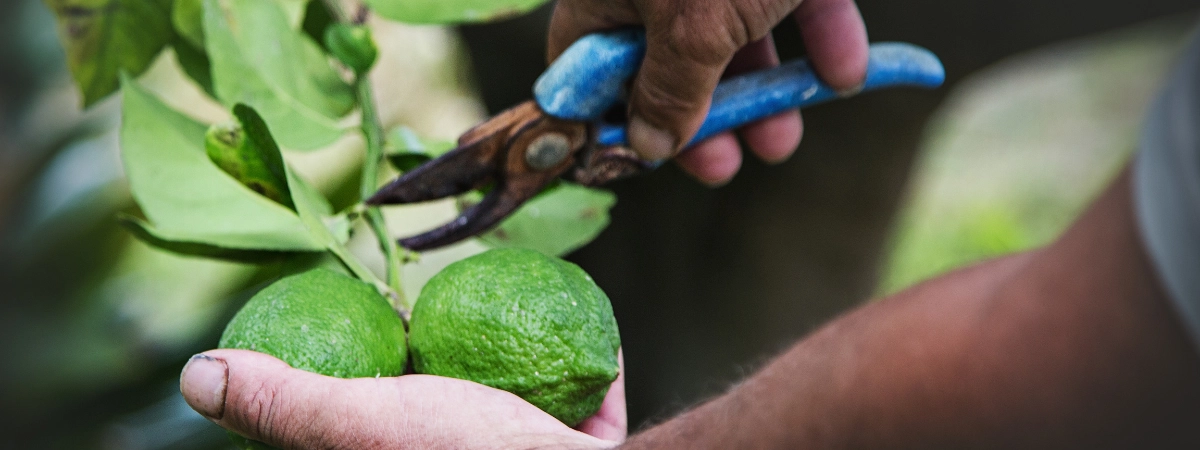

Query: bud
<box><xmin>325</xmin><ymin>24</ymin><xmax>378</xmax><ymax>76</ymax></box>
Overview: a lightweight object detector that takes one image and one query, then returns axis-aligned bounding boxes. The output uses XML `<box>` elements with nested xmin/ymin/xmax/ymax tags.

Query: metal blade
<box><xmin>396</xmin><ymin>178</ymin><xmax>534</xmax><ymax>250</ymax></box>
<box><xmin>366</xmin><ymin>134</ymin><xmax>501</xmax><ymax>205</ymax></box>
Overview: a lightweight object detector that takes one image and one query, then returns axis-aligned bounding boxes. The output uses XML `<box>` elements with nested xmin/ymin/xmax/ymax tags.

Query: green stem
<box><xmin>328</xmin><ymin>241</ymin><xmax>387</xmax><ymax>292</ymax></box>
<box><xmin>356</xmin><ymin>66</ymin><xmax>411</xmax><ymax>316</ymax></box>
<box><xmin>324</xmin><ymin>0</ymin><xmax>410</xmax><ymax>317</ymax></box>
<box><xmin>357</xmin><ymin>82</ymin><xmax>384</xmax><ymax>200</ymax></box>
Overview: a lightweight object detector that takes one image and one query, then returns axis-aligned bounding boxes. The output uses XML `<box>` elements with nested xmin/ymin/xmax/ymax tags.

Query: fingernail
<box><xmin>181</xmin><ymin>354</ymin><xmax>228</xmax><ymax>420</ymax></box>
<box><xmin>836</xmin><ymin>81</ymin><xmax>865</xmax><ymax>98</ymax></box>
<box><xmin>627</xmin><ymin>115</ymin><xmax>677</xmax><ymax>161</ymax></box>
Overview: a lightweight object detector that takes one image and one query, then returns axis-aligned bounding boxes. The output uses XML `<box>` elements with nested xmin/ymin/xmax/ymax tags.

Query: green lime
<box><xmin>409</xmin><ymin>248</ymin><xmax>620</xmax><ymax>426</ymax></box>
<box><xmin>219</xmin><ymin>268</ymin><xmax>407</xmax><ymax>449</ymax></box>
<box><xmin>220</xmin><ymin>268</ymin><xmax>407</xmax><ymax>377</ymax></box>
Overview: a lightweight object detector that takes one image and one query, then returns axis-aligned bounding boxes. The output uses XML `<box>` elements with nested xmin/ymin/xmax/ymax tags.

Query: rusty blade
<box><xmin>366</xmin><ymin>101</ymin><xmax>549</xmax><ymax>206</ymax></box>
<box><xmin>366</xmin><ymin>135</ymin><xmax>501</xmax><ymax>205</ymax></box>
<box><xmin>396</xmin><ymin>178</ymin><xmax>531</xmax><ymax>250</ymax></box>
<box><xmin>397</xmin><ymin>149</ymin><xmax>569</xmax><ymax>250</ymax></box>
<box><xmin>371</xmin><ymin>100</ymin><xmax>596</xmax><ymax>250</ymax></box>
<box><xmin>395</xmin><ymin>104</ymin><xmax>590</xmax><ymax>250</ymax></box>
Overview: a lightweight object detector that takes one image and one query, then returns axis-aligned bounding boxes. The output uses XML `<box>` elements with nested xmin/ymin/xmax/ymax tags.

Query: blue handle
<box><xmin>534</xmin><ymin>30</ymin><xmax>945</xmax><ymax>149</ymax></box>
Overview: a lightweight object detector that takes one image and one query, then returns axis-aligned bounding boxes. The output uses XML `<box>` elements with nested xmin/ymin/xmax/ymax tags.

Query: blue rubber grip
<box><xmin>535</xmin><ymin>29</ymin><xmax>646</xmax><ymax>121</ymax></box>
<box><xmin>534</xmin><ymin>30</ymin><xmax>946</xmax><ymax>149</ymax></box>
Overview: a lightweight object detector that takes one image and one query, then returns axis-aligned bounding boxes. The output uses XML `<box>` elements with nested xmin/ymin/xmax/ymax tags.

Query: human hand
<box><xmin>548</xmin><ymin>0</ymin><xmax>869</xmax><ymax>185</ymax></box>
<box><xmin>179</xmin><ymin>349</ymin><xmax>626</xmax><ymax>449</ymax></box>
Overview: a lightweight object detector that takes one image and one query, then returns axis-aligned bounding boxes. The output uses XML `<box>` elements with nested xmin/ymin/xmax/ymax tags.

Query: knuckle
<box><xmin>235</xmin><ymin>379</ymin><xmax>294</xmax><ymax>443</ymax></box>
<box><xmin>636</xmin><ymin>74</ymin><xmax>703</xmax><ymax>120</ymax></box>
<box><xmin>730</xmin><ymin>0</ymin><xmax>789</xmax><ymax>40</ymax></box>
<box><xmin>659</xmin><ymin>14</ymin><xmax>739</xmax><ymax>66</ymax></box>
<box><xmin>656</xmin><ymin>0</ymin><xmax>782</xmax><ymax>61</ymax></box>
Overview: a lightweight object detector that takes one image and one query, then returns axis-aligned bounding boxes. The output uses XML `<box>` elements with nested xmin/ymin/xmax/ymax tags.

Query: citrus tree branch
<box><xmin>359</xmin><ymin>79</ymin><xmax>410</xmax><ymax>315</ymax></box>
<box><xmin>323</xmin><ymin>0</ymin><xmax>411</xmax><ymax>317</ymax></box>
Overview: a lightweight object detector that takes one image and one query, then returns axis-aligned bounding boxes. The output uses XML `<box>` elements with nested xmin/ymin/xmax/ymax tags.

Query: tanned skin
<box><xmin>620</xmin><ymin>168</ymin><xmax>1200</xmax><ymax>449</ymax></box>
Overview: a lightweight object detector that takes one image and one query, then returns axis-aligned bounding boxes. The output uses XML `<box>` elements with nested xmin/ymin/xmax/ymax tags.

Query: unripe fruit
<box><xmin>409</xmin><ymin>248</ymin><xmax>620</xmax><ymax>426</ymax></box>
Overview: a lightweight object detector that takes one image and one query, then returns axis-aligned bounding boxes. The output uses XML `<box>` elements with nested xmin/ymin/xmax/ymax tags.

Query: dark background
<box><xmin>459</xmin><ymin>0</ymin><xmax>1199</xmax><ymax>427</ymax></box>
<box><xmin>0</xmin><ymin>0</ymin><xmax>1196</xmax><ymax>446</ymax></box>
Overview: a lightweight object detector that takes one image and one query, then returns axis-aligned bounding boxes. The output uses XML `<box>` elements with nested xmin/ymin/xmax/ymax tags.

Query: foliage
<box><xmin>477</xmin><ymin>184</ymin><xmax>616</xmax><ymax>257</ymax></box>
<box><xmin>365</xmin><ymin>0</ymin><xmax>550</xmax><ymax>24</ymax></box>
<box><xmin>119</xmin><ymin>80</ymin><xmax>330</xmax><ymax>254</ymax></box>
<box><xmin>44</xmin><ymin>0</ymin><xmax>613</xmax><ymax>322</ymax></box>
<box><xmin>203</xmin><ymin>0</ymin><xmax>354</xmax><ymax>150</ymax></box>
<box><xmin>45</xmin><ymin>0</ymin><xmax>175</xmax><ymax>106</ymax></box>
<box><xmin>324</xmin><ymin>23</ymin><xmax>378</xmax><ymax>75</ymax></box>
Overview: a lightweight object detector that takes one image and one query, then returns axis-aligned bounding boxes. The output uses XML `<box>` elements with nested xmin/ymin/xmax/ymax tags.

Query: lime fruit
<box><xmin>219</xmin><ymin>268</ymin><xmax>407</xmax><ymax>449</ymax></box>
<box><xmin>409</xmin><ymin>248</ymin><xmax>620</xmax><ymax>426</ymax></box>
<box><xmin>220</xmin><ymin>268</ymin><xmax>407</xmax><ymax>377</ymax></box>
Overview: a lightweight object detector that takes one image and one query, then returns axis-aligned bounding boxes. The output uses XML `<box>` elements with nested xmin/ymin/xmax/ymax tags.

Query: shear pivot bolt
<box><xmin>525</xmin><ymin>133</ymin><xmax>571</xmax><ymax>171</ymax></box>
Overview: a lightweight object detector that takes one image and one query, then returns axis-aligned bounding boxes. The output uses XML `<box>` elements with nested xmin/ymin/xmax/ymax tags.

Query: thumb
<box><xmin>179</xmin><ymin>349</ymin><xmax>375</xmax><ymax>449</ymax></box>
<box><xmin>625</xmin><ymin>27</ymin><xmax>733</xmax><ymax>161</ymax></box>
<box><xmin>627</xmin><ymin>2</ymin><xmax>793</xmax><ymax>161</ymax></box>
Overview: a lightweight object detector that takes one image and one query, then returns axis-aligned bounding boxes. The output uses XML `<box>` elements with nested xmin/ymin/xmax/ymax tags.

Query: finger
<box><xmin>674</xmin><ymin>132</ymin><xmax>743</xmax><ymax>186</ymax></box>
<box><xmin>180</xmin><ymin>350</ymin><xmax>393</xmax><ymax>449</ymax></box>
<box><xmin>724</xmin><ymin>36</ymin><xmax>804</xmax><ymax>163</ymax></box>
<box><xmin>793</xmin><ymin>0</ymin><xmax>869</xmax><ymax>92</ymax></box>
<box><xmin>725</xmin><ymin>35</ymin><xmax>779</xmax><ymax>76</ymax></box>
<box><xmin>547</xmin><ymin>0</ymin><xmax>641</xmax><ymax>61</ymax></box>
<box><xmin>742</xmin><ymin>110</ymin><xmax>803</xmax><ymax>163</ymax></box>
<box><xmin>577</xmin><ymin>349</ymin><xmax>627</xmax><ymax>441</ymax></box>
<box><xmin>626</xmin><ymin>0</ymin><xmax>771</xmax><ymax>162</ymax></box>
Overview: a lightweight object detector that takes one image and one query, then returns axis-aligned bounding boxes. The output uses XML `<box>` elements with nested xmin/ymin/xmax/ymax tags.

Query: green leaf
<box><xmin>219</xmin><ymin>103</ymin><xmax>346</xmax><ymax>246</ymax></box>
<box><xmin>45</xmin><ymin>0</ymin><xmax>175</xmax><ymax>107</ymax></box>
<box><xmin>203</xmin><ymin>0</ymin><xmax>354</xmax><ymax>150</ymax></box>
<box><xmin>364</xmin><ymin>0</ymin><xmax>551</xmax><ymax>24</ymax></box>
<box><xmin>384</xmin><ymin>127</ymin><xmax>455</xmax><ymax>172</ymax></box>
<box><xmin>301</xmin><ymin>0</ymin><xmax>335</xmax><ymax>51</ymax></box>
<box><xmin>172</xmin><ymin>0</ymin><xmax>204</xmax><ymax>48</ymax></box>
<box><xmin>174</xmin><ymin>0</ymin><xmax>307</xmax><ymax>48</ymax></box>
<box><xmin>478</xmin><ymin>183</ymin><xmax>615</xmax><ymax>256</ymax></box>
<box><xmin>119</xmin><ymin>215</ymin><xmax>299</xmax><ymax>263</ymax></box>
<box><xmin>119</xmin><ymin>75</ymin><xmax>325</xmax><ymax>251</ymax></box>
<box><xmin>275</xmin><ymin>0</ymin><xmax>309</xmax><ymax>27</ymax></box>
<box><xmin>173</xmin><ymin>40</ymin><xmax>215</xmax><ymax>96</ymax></box>
<box><xmin>202</xmin><ymin>104</ymin><xmax>298</xmax><ymax>210</ymax></box>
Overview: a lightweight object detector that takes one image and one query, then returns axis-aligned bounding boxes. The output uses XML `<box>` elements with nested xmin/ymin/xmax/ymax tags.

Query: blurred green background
<box><xmin>0</xmin><ymin>0</ymin><xmax>1196</xmax><ymax>447</ymax></box>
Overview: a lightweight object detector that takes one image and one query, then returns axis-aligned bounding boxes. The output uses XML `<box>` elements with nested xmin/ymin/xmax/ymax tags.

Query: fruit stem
<box><xmin>357</xmin><ymin>72</ymin><xmax>410</xmax><ymax>317</ymax></box>
<box><xmin>330</xmin><ymin>0</ymin><xmax>413</xmax><ymax>319</ymax></box>
<box><xmin>327</xmin><ymin>241</ymin><xmax>388</xmax><ymax>293</ymax></box>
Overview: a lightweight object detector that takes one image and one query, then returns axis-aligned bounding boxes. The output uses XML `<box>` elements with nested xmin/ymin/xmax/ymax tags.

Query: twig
<box><xmin>325</xmin><ymin>0</ymin><xmax>411</xmax><ymax>320</ymax></box>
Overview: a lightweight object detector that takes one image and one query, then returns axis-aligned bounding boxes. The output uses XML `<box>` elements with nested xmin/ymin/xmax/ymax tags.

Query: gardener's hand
<box><xmin>548</xmin><ymin>0</ymin><xmax>869</xmax><ymax>185</ymax></box>
<box><xmin>179</xmin><ymin>349</ymin><xmax>626</xmax><ymax>449</ymax></box>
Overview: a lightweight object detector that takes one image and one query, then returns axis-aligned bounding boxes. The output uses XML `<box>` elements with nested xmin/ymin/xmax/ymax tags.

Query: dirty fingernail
<box><xmin>627</xmin><ymin>115</ymin><xmax>677</xmax><ymax>161</ymax></box>
<box><xmin>181</xmin><ymin>354</ymin><xmax>228</xmax><ymax>420</ymax></box>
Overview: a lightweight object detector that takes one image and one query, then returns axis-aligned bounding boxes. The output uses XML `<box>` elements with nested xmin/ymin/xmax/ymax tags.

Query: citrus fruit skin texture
<box><xmin>219</xmin><ymin>268</ymin><xmax>407</xmax><ymax>379</ymax></box>
<box><xmin>409</xmin><ymin>248</ymin><xmax>620</xmax><ymax>426</ymax></box>
<box><xmin>219</xmin><ymin>268</ymin><xmax>407</xmax><ymax>450</ymax></box>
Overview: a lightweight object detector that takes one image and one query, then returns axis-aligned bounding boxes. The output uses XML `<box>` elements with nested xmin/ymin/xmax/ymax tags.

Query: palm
<box><xmin>181</xmin><ymin>349</ymin><xmax>625</xmax><ymax>449</ymax></box>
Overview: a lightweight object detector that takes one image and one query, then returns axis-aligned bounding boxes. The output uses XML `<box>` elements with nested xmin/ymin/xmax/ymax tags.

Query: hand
<box><xmin>179</xmin><ymin>349</ymin><xmax>626</xmax><ymax>449</ymax></box>
<box><xmin>548</xmin><ymin>0</ymin><xmax>869</xmax><ymax>185</ymax></box>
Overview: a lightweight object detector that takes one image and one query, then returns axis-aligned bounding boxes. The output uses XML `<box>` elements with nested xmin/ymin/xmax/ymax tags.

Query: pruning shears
<box><xmin>367</xmin><ymin>29</ymin><xmax>945</xmax><ymax>251</ymax></box>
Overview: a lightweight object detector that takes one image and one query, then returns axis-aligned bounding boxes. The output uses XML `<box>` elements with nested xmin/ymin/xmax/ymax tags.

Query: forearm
<box><xmin>621</xmin><ymin>169</ymin><xmax>1200</xmax><ymax>448</ymax></box>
